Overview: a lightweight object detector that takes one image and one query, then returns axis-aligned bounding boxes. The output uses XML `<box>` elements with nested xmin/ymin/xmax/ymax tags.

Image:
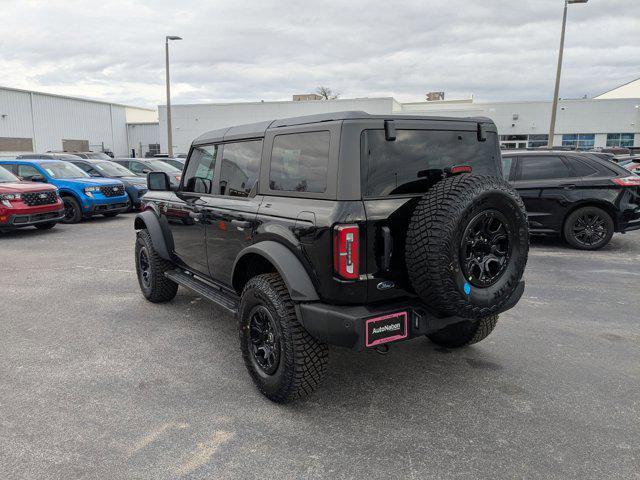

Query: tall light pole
<box><xmin>547</xmin><ymin>0</ymin><xmax>588</xmax><ymax>148</ymax></box>
<box><xmin>165</xmin><ymin>35</ymin><xmax>182</xmax><ymax>156</ymax></box>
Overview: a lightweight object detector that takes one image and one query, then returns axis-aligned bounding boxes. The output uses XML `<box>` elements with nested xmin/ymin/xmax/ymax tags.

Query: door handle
<box><xmin>560</xmin><ymin>183</ymin><xmax>576</xmax><ymax>189</ymax></box>
<box><xmin>231</xmin><ymin>219</ymin><xmax>251</xmax><ymax>229</ymax></box>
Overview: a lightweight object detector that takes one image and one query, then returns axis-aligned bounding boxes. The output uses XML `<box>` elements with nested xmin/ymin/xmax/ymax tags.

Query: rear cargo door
<box><xmin>356</xmin><ymin>119</ymin><xmax>501</xmax><ymax>303</ymax></box>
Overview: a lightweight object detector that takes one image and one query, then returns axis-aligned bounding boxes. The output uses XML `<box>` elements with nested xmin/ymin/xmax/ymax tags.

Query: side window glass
<box><xmin>518</xmin><ymin>156</ymin><xmax>571</xmax><ymax>181</ymax></box>
<box><xmin>270</xmin><ymin>131</ymin><xmax>330</xmax><ymax>193</ymax></box>
<box><xmin>182</xmin><ymin>145</ymin><xmax>218</xmax><ymax>194</ymax></box>
<box><xmin>501</xmin><ymin>157</ymin><xmax>513</xmax><ymax>180</ymax></box>
<box><xmin>18</xmin><ymin>165</ymin><xmax>41</xmax><ymax>180</ymax></box>
<box><xmin>570</xmin><ymin>159</ymin><xmax>598</xmax><ymax>177</ymax></box>
<box><xmin>2</xmin><ymin>164</ymin><xmax>18</xmax><ymax>175</ymax></box>
<box><xmin>219</xmin><ymin>140</ymin><xmax>262</xmax><ymax>197</ymax></box>
<box><xmin>129</xmin><ymin>162</ymin><xmax>145</xmax><ymax>174</ymax></box>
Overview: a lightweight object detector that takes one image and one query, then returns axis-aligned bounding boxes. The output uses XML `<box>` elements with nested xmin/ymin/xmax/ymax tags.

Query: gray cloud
<box><xmin>0</xmin><ymin>0</ymin><xmax>637</xmax><ymax>108</ymax></box>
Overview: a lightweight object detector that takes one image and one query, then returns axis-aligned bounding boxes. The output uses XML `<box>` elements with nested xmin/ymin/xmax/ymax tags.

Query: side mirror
<box><xmin>142</xmin><ymin>169</ymin><xmax>152</xmax><ymax>174</ymax></box>
<box><xmin>147</xmin><ymin>171</ymin><xmax>170</xmax><ymax>191</ymax></box>
<box><xmin>31</xmin><ymin>174</ymin><xmax>46</xmax><ymax>182</ymax></box>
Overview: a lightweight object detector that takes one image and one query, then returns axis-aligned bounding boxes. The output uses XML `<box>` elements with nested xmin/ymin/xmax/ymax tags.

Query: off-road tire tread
<box><xmin>406</xmin><ymin>175</ymin><xmax>528</xmax><ymax>318</ymax></box>
<box><xmin>428</xmin><ymin>315</ymin><xmax>499</xmax><ymax>348</ymax></box>
<box><xmin>136</xmin><ymin>229</ymin><xmax>178</xmax><ymax>303</ymax></box>
<box><xmin>239</xmin><ymin>273</ymin><xmax>328</xmax><ymax>403</ymax></box>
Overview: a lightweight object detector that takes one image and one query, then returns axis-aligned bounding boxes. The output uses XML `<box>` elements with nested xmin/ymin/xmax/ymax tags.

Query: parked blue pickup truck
<box><xmin>0</xmin><ymin>159</ymin><xmax>129</xmax><ymax>223</ymax></box>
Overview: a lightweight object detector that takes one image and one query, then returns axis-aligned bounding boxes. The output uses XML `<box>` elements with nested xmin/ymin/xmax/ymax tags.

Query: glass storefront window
<box><xmin>562</xmin><ymin>133</ymin><xmax>595</xmax><ymax>150</ymax></box>
<box><xmin>606</xmin><ymin>133</ymin><xmax>635</xmax><ymax>148</ymax></box>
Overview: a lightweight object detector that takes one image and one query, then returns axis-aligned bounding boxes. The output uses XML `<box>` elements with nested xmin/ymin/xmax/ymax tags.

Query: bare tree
<box><xmin>316</xmin><ymin>86</ymin><xmax>340</xmax><ymax>100</ymax></box>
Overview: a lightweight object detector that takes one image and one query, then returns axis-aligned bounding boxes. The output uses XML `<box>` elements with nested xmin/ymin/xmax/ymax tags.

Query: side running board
<box><xmin>164</xmin><ymin>270</ymin><xmax>239</xmax><ymax>314</ymax></box>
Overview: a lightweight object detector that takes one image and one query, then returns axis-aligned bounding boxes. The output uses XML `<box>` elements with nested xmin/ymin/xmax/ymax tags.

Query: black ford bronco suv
<box><xmin>134</xmin><ymin>112</ymin><xmax>529</xmax><ymax>403</ymax></box>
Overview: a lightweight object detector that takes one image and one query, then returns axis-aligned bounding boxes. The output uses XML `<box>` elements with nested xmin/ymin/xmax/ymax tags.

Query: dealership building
<box><xmin>159</xmin><ymin>77</ymin><xmax>640</xmax><ymax>154</ymax></box>
<box><xmin>0</xmin><ymin>86</ymin><xmax>159</xmax><ymax>158</ymax></box>
<box><xmin>2</xmin><ymin>77</ymin><xmax>638</xmax><ymax>157</ymax></box>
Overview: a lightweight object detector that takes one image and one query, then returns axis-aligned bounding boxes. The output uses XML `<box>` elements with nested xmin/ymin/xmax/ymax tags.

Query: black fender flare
<box><xmin>134</xmin><ymin>209</ymin><xmax>174</xmax><ymax>260</ymax></box>
<box><xmin>233</xmin><ymin>241</ymin><xmax>319</xmax><ymax>302</ymax></box>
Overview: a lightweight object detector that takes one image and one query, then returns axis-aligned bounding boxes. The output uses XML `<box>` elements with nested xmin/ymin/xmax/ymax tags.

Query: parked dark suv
<box><xmin>502</xmin><ymin>151</ymin><xmax>640</xmax><ymax>250</ymax></box>
<box><xmin>134</xmin><ymin>112</ymin><xmax>529</xmax><ymax>403</ymax></box>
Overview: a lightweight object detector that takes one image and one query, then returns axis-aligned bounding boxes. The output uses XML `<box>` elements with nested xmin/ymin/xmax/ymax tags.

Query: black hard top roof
<box><xmin>502</xmin><ymin>150</ymin><xmax>599</xmax><ymax>156</ymax></box>
<box><xmin>193</xmin><ymin>111</ymin><xmax>493</xmax><ymax>145</ymax></box>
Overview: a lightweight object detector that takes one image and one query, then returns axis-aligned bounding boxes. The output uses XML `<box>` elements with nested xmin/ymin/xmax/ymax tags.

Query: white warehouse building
<box><xmin>159</xmin><ymin>77</ymin><xmax>640</xmax><ymax>154</ymax></box>
<box><xmin>0</xmin><ymin>86</ymin><xmax>158</xmax><ymax>157</ymax></box>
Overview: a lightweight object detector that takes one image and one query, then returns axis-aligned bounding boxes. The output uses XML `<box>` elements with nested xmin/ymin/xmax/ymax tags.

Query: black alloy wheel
<box><xmin>572</xmin><ymin>213</ymin><xmax>608</xmax><ymax>247</ymax></box>
<box><xmin>63</xmin><ymin>199</ymin><xmax>76</xmax><ymax>220</ymax></box>
<box><xmin>61</xmin><ymin>196</ymin><xmax>81</xmax><ymax>224</ymax></box>
<box><xmin>138</xmin><ymin>247</ymin><xmax>151</xmax><ymax>289</ymax></box>
<box><xmin>248</xmin><ymin>305</ymin><xmax>281</xmax><ymax>375</ymax></box>
<box><xmin>460</xmin><ymin>209</ymin><xmax>512</xmax><ymax>288</ymax></box>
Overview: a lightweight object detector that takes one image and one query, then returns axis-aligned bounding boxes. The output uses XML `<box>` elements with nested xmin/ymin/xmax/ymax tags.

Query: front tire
<box><xmin>239</xmin><ymin>273</ymin><xmax>328</xmax><ymax>403</ymax></box>
<box><xmin>61</xmin><ymin>196</ymin><xmax>82</xmax><ymax>224</ymax></box>
<box><xmin>427</xmin><ymin>315</ymin><xmax>499</xmax><ymax>348</ymax></box>
<box><xmin>563</xmin><ymin>206</ymin><xmax>614</xmax><ymax>250</ymax></box>
<box><xmin>135</xmin><ymin>229</ymin><xmax>178</xmax><ymax>302</ymax></box>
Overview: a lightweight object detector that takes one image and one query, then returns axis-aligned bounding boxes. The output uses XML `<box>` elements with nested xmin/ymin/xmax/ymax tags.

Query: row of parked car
<box><xmin>0</xmin><ymin>152</ymin><xmax>185</xmax><ymax>231</ymax></box>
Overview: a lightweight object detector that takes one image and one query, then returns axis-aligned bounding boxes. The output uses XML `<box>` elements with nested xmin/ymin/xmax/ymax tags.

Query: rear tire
<box><xmin>61</xmin><ymin>196</ymin><xmax>82</xmax><ymax>224</ymax></box>
<box><xmin>427</xmin><ymin>315</ymin><xmax>499</xmax><ymax>348</ymax></box>
<box><xmin>135</xmin><ymin>229</ymin><xmax>178</xmax><ymax>302</ymax></box>
<box><xmin>35</xmin><ymin>221</ymin><xmax>57</xmax><ymax>230</ymax></box>
<box><xmin>563</xmin><ymin>206</ymin><xmax>614</xmax><ymax>250</ymax></box>
<box><xmin>239</xmin><ymin>273</ymin><xmax>328</xmax><ymax>403</ymax></box>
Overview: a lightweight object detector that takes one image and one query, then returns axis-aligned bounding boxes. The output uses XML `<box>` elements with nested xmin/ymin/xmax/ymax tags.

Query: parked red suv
<box><xmin>0</xmin><ymin>166</ymin><xmax>64</xmax><ymax>231</ymax></box>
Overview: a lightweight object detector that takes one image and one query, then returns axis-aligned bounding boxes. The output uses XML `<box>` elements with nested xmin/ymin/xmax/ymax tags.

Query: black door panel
<box><xmin>164</xmin><ymin>193</ymin><xmax>209</xmax><ymax>274</ymax></box>
<box><xmin>512</xmin><ymin>155</ymin><xmax>583</xmax><ymax>233</ymax></box>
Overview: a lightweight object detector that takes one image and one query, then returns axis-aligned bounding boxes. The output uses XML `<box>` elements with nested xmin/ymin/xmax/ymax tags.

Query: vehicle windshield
<box><xmin>0</xmin><ymin>166</ymin><xmax>20</xmax><ymax>183</ymax></box>
<box><xmin>162</xmin><ymin>159</ymin><xmax>185</xmax><ymax>169</ymax></box>
<box><xmin>38</xmin><ymin>162</ymin><xmax>90</xmax><ymax>179</ymax></box>
<box><xmin>147</xmin><ymin>160</ymin><xmax>181</xmax><ymax>173</ymax></box>
<box><xmin>92</xmin><ymin>161</ymin><xmax>135</xmax><ymax>177</ymax></box>
<box><xmin>83</xmin><ymin>152</ymin><xmax>112</xmax><ymax>160</ymax></box>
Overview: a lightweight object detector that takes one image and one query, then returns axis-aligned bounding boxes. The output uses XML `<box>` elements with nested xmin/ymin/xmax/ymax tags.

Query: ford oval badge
<box><xmin>377</xmin><ymin>280</ymin><xmax>395</xmax><ymax>291</ymax></box>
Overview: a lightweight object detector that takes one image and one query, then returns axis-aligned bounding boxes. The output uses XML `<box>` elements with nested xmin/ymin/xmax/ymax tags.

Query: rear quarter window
<box><xmin>361</xmin><ymin>129</ymin><xmax>500</xmax><ymax>197</ymax></box>
<box><xmin>269</xmin><ymin>131</ymin><xmax>330</xmax><ymax>193</ymax></box>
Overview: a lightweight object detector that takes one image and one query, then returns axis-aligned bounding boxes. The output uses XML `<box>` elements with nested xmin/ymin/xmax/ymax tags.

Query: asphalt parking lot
<box><xmin>1</xmin><ymin>214</ymin><xmax>639</xmax><ymax>479</ymax></box>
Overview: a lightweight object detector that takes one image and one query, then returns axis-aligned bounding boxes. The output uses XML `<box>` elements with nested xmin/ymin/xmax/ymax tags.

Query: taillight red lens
<box><xmin>449</xmin><ymin>165</ymin><xmax>473</xmax><ymax>174</ymax></box>
<box><xmin>333</xmin><ymin>224</ymin><xmax>359</xmax><ymax>280</ymax></box>
<box><xmin>612</xmin><ymin>176</ymin><xmax>640</xmax><ymax>186</ymax></box>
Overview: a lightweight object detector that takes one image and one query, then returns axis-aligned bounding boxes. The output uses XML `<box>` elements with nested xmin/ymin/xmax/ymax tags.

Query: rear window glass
<box><xmin>361</xmin><ymin>129</ymin><xmax>500</xmax><ymax>197</ymax></box>
<box><xmin>569</xmin><ymin>159</ymin><xmax>598</xmax><ymax>177</ymax></box>
<box><xmin>270</xmin><ymin>131</ymin><xmax>330</xmax><ymax>193</ymax></box>
<box><xmin>518</xmin><ymin>156</ymin><xmax>570</xmax><ymax>180</ymax></box>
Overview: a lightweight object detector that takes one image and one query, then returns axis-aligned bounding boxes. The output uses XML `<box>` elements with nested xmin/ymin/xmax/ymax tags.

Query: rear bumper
<box><xmin>2</xmin><ymin>209</ymin><xmax>65</xmax><ymax>228</ymax></box>
<box><xmin>297</xmin><ymin>281</ymin><xmax>525</xmax><ymax>351</ymax></box>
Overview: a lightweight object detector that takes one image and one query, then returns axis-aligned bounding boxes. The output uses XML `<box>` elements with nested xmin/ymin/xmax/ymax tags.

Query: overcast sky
<box><xmin>1</xmin><ymin>0</ymin><xmax>637</xmax><ymax>108</ymax></box>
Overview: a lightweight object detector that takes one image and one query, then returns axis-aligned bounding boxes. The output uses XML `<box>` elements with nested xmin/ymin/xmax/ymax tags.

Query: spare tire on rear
<box><xmin>406</xmin><ymin>174</ymin><xmax>529</xmax><ymax>319</ymax></box>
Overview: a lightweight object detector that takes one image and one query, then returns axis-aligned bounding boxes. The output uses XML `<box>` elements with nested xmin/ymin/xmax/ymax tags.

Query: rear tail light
<box><xmin>446</xmin><ymin>165</ymin><xmax>473</xmax><ymax>175</ymax></box>
<box><xmin>612</xmin><ymin>176</ymin><xmax>640</xmax><ymax>186</ymax></box>
<box><xmin>333</xmin><ymin>224</ymin><xmax>360</xmax><ymax>280</ymax></box>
